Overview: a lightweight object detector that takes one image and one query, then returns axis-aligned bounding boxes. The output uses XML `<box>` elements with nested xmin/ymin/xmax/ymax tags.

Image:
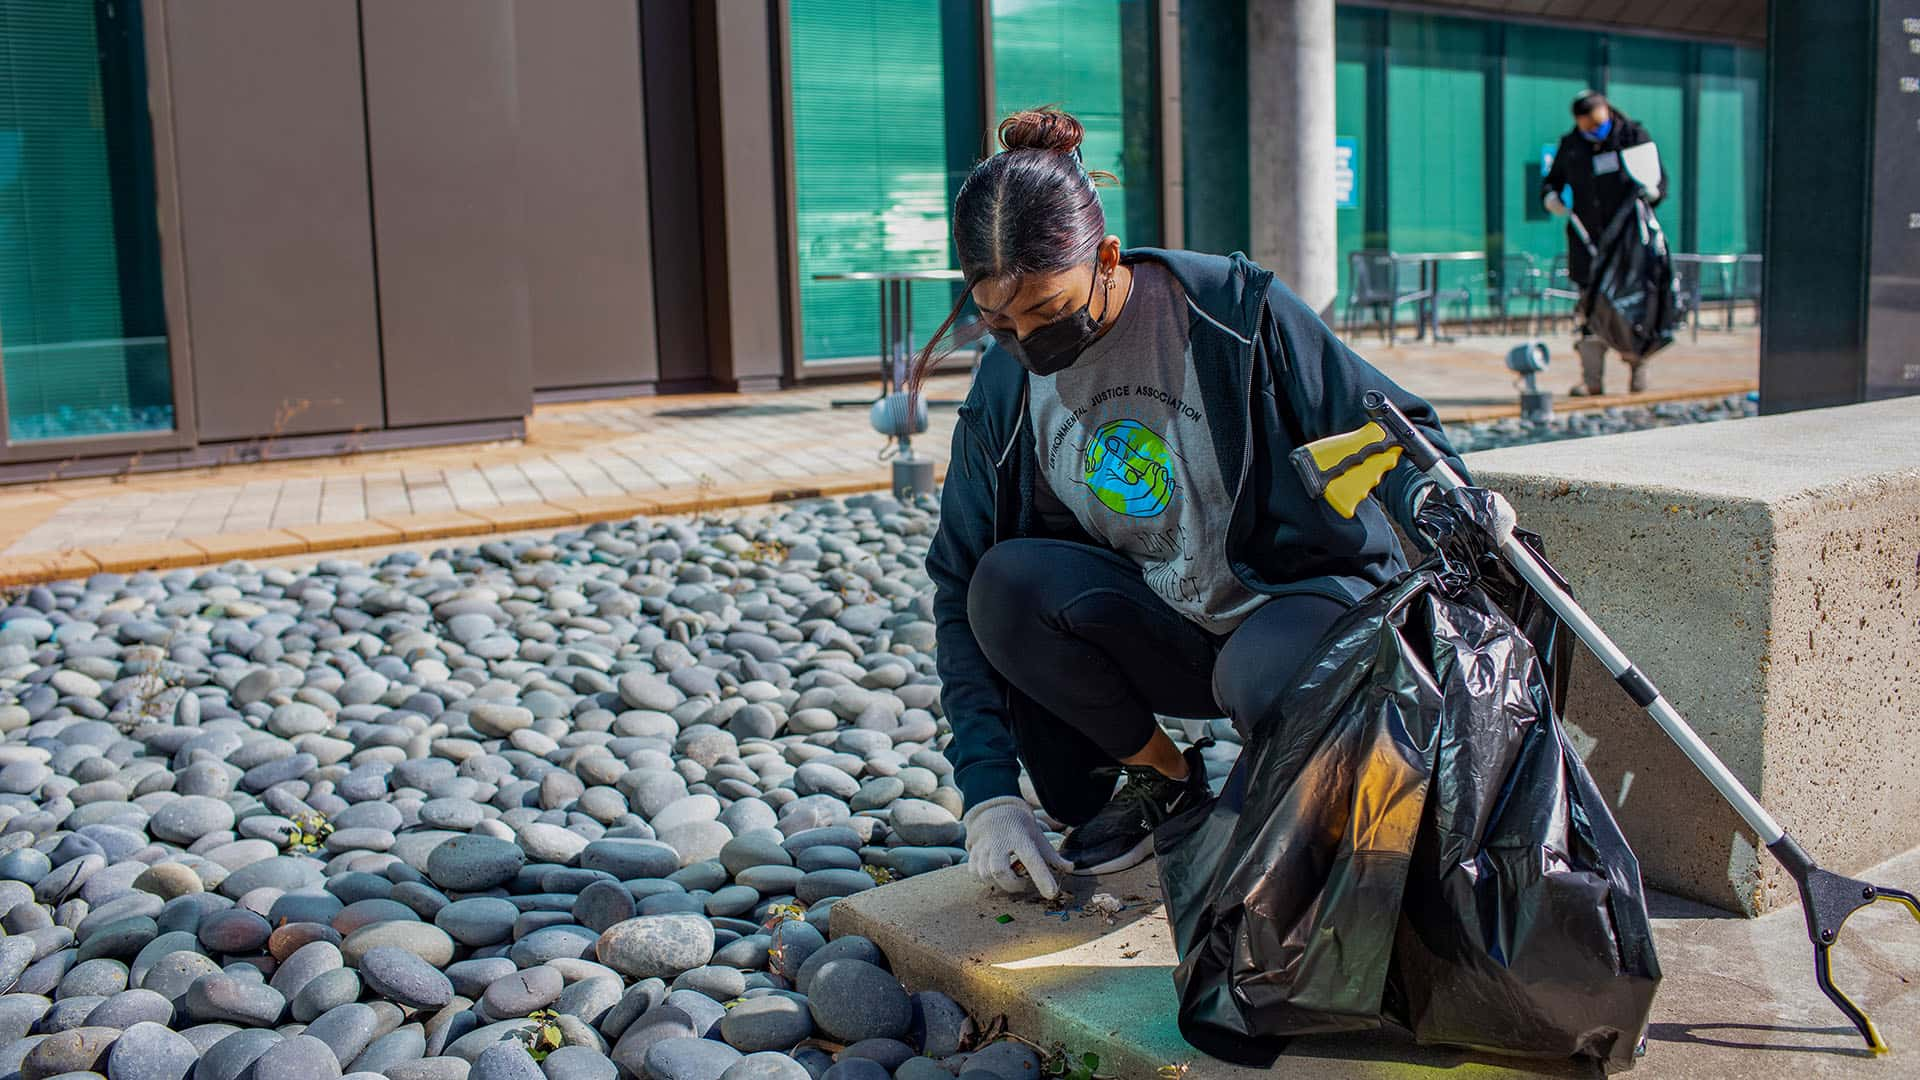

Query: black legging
<box><xmin>967</xmin><ymin>538</ymin><xmax>1347</xmax><ymax>821</ymax></box>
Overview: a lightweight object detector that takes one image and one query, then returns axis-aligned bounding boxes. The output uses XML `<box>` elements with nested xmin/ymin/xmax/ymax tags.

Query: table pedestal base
<box><xmin>892</xmin><ymin>452</ymin><xmax>936</xmax><ymax>499</ymax></box>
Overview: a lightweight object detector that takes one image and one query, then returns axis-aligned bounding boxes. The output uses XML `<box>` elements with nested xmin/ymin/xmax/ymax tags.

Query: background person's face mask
<box><xmin>992</xmin><ymin>265</ymin><xmax>1106</xmax><ymax>376</ymax></box>
<box><xmin>1579</xmin><ymin>117</ymin><xmax>1613</xmax><ymax>142</ymax></box>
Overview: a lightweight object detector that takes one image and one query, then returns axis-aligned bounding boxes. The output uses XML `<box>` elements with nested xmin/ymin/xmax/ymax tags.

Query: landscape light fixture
<box><xmin>1506</xmin><ymin>342</ymin><xmax>1553</xmax><ymax>422</ymax></box>
<box><xmin>870</xmin><ymin>393</ymin><xmax>934</xmax><ymax>498</ymax></box>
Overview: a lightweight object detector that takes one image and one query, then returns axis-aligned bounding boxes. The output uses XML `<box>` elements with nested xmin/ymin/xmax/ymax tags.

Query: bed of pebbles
<box><xmin>0</xmin><ymin>394</ymin><xmax>1751</xmax><ymax>1080</ymax></box>
<box><xmin>1442</xmin><ymin>393</ymin><xmax>1758</xmax><ymax>453</ymax></box>
<box><xmin>0</xmin><ymin>496</ymin><xmax>1068</xmax><ymax>1080</ymax></box>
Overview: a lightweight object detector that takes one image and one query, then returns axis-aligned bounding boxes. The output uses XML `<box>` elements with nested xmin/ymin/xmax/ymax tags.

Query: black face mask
<box><xmin>991</xmin><ymin>265</ymin><xmax>1108</xmax><ymax>376</ymax></box>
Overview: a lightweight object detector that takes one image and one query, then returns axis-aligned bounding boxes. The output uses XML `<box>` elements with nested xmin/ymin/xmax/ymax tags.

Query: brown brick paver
<box><xmin>284</xmin><ymin>520</ymin><xmax>406</xmax><ymax>550</ymax></box>
<box><xmin>92</xmin><ymin>539</ymin><xmax>212</xmax><ymax>573</ymax></box>
<box><xmin>0</xmin><ymin>549</ymin><xmax>100</xmax><ymax>586</ymax></box>
<box><xmin>187</xmin><ymin>530</ymin><xmax>309</xmax><ymax>562</ymax></box>
<box><xmin>0</xmin><ymin>329</ymin><xmax>1758</xmax><ymax>584</ymax></box>
<box><xmin>379</xmin><ymin>511</ymin><xmax>492</xmax><ymax>542</ymax></box>
<box><xmin>466</xmin><ymin>502</ymin><xmax>582</xmax><ymax>532</ymax></box>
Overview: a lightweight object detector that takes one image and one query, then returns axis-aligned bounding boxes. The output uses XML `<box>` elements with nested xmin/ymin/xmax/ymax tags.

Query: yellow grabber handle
<box><xmin>1290</xmin><ymin>391</ymin><xmax>1456</xmax><ymax>518</ymax></box>
<box><xmin>1288</xmin><ymin>420</ymin><xmax>1403</xmax><ymax>519</ymax></box>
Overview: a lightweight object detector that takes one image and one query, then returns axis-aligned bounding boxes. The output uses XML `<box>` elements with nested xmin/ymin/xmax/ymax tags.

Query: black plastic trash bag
<box><xmin>1577</xmin><ymin>195</ymin><xmax>1683</xmax><ymax>360</ymax></box>
<box><xmin>1156</xmin><ymin>489</ymin><xmax>1660</xmax><ymax>1070</ymax></box>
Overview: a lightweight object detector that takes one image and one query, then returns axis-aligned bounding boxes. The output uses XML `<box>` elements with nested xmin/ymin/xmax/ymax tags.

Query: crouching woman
<box><xmin>920</xmin><ymin>107</ymin><xmax>1480</xmax><ymax>898</ymax></box>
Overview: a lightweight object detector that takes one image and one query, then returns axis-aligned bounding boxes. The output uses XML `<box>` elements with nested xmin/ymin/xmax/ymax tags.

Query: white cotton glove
<box><xmin>1411</xmin><ymin>482</ymin><xmax>1516</xmax><ymax>547</ymax></box>
<box><xmin>1544</xmin><ymin>192</ymin><xmax>1569</xmax><ymax>217</ymax></box>
<box><xmin>1487</xmin><ymin>490</ymin><xmax>1517</xmax><ymax>546</ymax></box>
<box><xmin>1410</xmin><ymin>480</ymin><xmax>1436</xmax><ymax>519</ymax></box>
<box><xmin>962</xmin><ymin>796</ymin><xmax>1073</xmax><ymax>899</ymax></box>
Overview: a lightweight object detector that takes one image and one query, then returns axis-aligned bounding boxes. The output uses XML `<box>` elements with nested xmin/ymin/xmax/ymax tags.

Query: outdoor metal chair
<box><xmin>1486</xmin><ymin>253</ymin><xmax>1545</xmax><ymax>334</ymax></box>
<box><xmin>1700</xmin><ymin>260</ymin><xmax>1735</xmax><ymax>335</ymax></box>
<box><xmin>1341</xmin><ymin>249</ymin><xmax>1427</xmax><ymax>344</ymax></box>
<box><xmin>1734</xmin><ymin>254</ymin><xmax>1763</xmax><ymax>328</ymax></box>
<box><xmin>1674</xmin><ymin>258</ymin><xmax>1704</xmax><ymax>342</ymax></box>
<box><xmin>1427</xmin><ymin>260</ymin><xmax>1476</xmax><ymax>340</ymax></box>
<box><xmin>1679</xmin><ymin>256</ymin><xmax>1751</xmax><ymax>339</ymax></box>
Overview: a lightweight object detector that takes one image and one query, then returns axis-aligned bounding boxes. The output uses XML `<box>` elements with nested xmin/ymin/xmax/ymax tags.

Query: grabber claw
<box><xmin>1776</xmin><ymin>832</ymin><xmax>1920</xmax><ymax>1053</ymax></box>
<box><xmin>1310</xmin><ymin>391</ymin><xmax>1920</xmax><ymax>1054</ymax></box>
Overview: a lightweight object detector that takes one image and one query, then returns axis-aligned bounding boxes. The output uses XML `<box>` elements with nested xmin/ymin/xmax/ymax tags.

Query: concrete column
<box><xmin>1247</xmin><ymin>0</ymin><xmax>1337</xmax><ymax>316</ymax></box>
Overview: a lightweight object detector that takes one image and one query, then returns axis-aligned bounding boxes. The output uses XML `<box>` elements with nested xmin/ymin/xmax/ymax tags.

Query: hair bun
<box><xmin>998</xmin><ymin>107</ymin><xmax>1084</xmax><ymax>157</ymax></box>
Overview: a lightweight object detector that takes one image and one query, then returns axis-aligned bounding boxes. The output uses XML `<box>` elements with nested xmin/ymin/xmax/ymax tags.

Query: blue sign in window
<box><xmin>1334</xmin><ymin>136</ymin><xmax>1359</xmax><ymax>210</ymax></box>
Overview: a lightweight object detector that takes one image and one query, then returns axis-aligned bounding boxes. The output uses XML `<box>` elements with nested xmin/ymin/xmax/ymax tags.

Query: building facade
<box><xmin>0</xmin><ymin>0</ymin><xmax>1764</xmax><ymax>481</ymax></box>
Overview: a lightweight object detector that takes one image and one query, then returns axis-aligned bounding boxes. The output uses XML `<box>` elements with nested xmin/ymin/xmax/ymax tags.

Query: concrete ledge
<box><xmin>1465</xmin><ymin>397</ymin><xmax>1920</xmax><ymax>914</ymax></box>
<box><xmin>832</xmin><ymin>850</ymin><xmax>1920</xmax><ymax>1078</ymax></box>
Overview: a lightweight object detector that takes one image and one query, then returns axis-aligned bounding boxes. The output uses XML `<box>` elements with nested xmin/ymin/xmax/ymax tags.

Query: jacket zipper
<box><xmin>1226</xmin><ymin>291</ymin><xmax>1271</xmax><ymax>584</ymax></box>
<box><xmin>993</xmin><ymin>386</ymin><xmax>1028</xmax><ymax>728</ymax></box>
<box><xmin>995</xmin><ymin>386</ymin><xmax>1027</xmax><ymax>471</ymax></box>
<box><xmin>991</xmin><ymin>386</ymin><xmax>1027</xmax><ymax>546</ymax></box>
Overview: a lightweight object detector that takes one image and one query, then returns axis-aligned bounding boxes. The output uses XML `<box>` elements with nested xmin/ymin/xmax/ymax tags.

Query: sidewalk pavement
<box><xmin>0</xmin><ymin>329</ymin><xmax>1757</xmax><ymax>586</ymax></box>
<box><xmin>0</xmin><ymin>379</ymin><xmax>966</xmax><ymax>586</ymax></box>
<box><xmin>834</xmin><ymin>842</ymin><xmax>1920</xmax><ymax>1079</ymax></box>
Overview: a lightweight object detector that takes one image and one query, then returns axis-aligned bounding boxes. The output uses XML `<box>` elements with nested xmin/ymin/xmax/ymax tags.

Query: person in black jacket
<box><xmin>913</xmin><ymin>107</ymin><xmax>1510</xmax><ymax>898</ymax></box>
<box><xmin>1541</xmin><ymin>90</ymin><xmax>1668</xmax><ymax>396</ymax></box>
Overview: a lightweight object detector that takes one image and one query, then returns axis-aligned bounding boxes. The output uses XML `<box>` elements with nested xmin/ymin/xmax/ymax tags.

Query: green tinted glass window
<box><xmin>1330</xmin><ymin>12</ymin><xmax>1762</xmax><ymax>327</ymax></box>
<box><xmin>1503</xmin><ymin>25</ymin><xmax>1601</xmax><ymax>273</ymax></box>
<box><xmin>788</xmin><ymin>0</ymin><xmax>953</xmax><ymax>364</ymax></box>
<box><xmin>1608</xmin><ymin>36</ymin><xmax>1688</xmax><ymax>246</ymax></box>
<box><xmin>1694</xmin><ymin>44</ymin><xmax>1764</xmax><ymax>255</ymax></box>
<box><xmin>0</xmin><ymin>0</ymin><xmax>173</xmax><ymax>442</ymax></box>
<box><xmin>1334</xmin><ymin>8</ymin><xmax>1385</xmax><ymax>316</ymax></box>
<box><xmin>1385</xmin><ymin>14</ymin><xmax>1489</xmax><ymax>302</ymax></box>
<box><xmin>1179</xmin><ymin>0</ymin><xmax>1246</xmax><ymax>255</ymax></box>
<box><xmin>991</xmin><ymin>0</ymin><xmax>1158</xmax><ymax>247</ymax></box>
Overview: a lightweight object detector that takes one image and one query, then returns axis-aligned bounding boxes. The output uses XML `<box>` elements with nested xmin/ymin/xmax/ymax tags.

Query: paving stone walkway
<box><xmin>0</xmin><ymin>328</ymin><xmax>1757</xmax><ymax>584</ymax></box>
<box><xmin>0</xmin><ymin>380</ymin><xmax>965</xmax><ymax>583</ymax></box>
<box><xmin>836</xmin><ymin>847</ymin><xmax>1920</xmax><ymax>1079</ymax></box>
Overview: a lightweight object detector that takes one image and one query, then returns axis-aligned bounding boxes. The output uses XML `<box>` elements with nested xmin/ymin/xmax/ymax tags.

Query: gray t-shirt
<box><xmin>1028</xmin><ymin>262</ymin><xmax>1266</xmax><ymax>633</ymax></box>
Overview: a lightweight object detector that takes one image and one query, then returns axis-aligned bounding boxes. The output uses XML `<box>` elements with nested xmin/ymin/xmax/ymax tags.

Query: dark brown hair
<box><xmin>908</xmin><ymin>107</ymin><xmax>1113</xmax><ymax>399</ymax></box>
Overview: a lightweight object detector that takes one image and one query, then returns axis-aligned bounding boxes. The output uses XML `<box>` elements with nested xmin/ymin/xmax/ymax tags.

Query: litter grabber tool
<box><xmin>1291</xmin><ymin>390</ymin><xmax>1920</xmax><ymax>1054</ymax></box>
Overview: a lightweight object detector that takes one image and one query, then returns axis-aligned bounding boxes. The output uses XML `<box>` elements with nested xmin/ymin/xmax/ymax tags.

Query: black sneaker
<box><xmin>1059</xmin><ymin>744</ymin><xmax>1211</xmax><ymax>876</ymax></box>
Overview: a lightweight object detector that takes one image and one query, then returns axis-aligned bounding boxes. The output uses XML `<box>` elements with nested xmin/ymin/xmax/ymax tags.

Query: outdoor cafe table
<box><xmin>812</xmin><ymin>269</ymin><xmax>965</xmax><ymax>407</ymax></box>
<box><xmin>1392</xmin><ymin>250</ymin><xmax>1483</xmax><ymax>342</ymax></box>
<box><xmin>1672</xmin><ymin>253</ymin><xmax>1759</xmax><ymax>335</ymax></box>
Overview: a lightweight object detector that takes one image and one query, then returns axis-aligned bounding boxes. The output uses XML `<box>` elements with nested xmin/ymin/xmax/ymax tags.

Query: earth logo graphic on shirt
<box><xmin>1079</xmin><ymin>418</ymin><xmax>1176</xmax><ymax>517</ymax></box>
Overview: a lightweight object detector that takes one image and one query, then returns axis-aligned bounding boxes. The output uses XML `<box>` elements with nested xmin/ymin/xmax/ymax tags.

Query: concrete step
<box><xmin>1465</xmin><ymin>395</ymin><xmax>1920</xmax><ymax>915</ymax></box>
<box><xmin>832</xmin><ymin>844</ymin><xmax>1920</xmax><ymax>1078</ymax></box>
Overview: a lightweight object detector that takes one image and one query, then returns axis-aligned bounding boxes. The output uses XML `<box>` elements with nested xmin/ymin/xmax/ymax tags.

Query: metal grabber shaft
<box><xmin>1357</xmin><ymin>388</ymin><xmax>1920</xmax><ymax>1052</ymax></box>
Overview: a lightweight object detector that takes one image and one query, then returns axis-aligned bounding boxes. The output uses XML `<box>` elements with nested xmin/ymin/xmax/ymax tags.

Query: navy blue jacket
<box><xmin>926</xmin><ymin>248</ymin><xmax>1468</xmax><ymax>810</ymax></box>
<box><xmin>1541</xmin><ymin>110</ymin><xmax>1667</xmax><ymax>286</ymax></box>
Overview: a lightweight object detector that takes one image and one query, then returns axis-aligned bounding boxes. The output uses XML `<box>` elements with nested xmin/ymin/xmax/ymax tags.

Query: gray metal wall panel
<box><xmin>164</xmin><ymin>0</ymin><xmax>384</xmax><ymax>442</ymax></box>
<box><xmin>693</xmin><ymin>0</ymin><xmax>790</xmax><ymax>390</ymax></box>
<box><xmin>361</xmin><ymin>0</ymin><xmax>531</xmax><ymax>426</ymax></box>
<box><xmin>515</xmin><ymin>0</ymin><xmax>660</xmax><ymax>392</ymax></box>
<box><xmin>640</xmin><ymin>1</ymin><xmax>713</xmax><ymax>387</ymax></box>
